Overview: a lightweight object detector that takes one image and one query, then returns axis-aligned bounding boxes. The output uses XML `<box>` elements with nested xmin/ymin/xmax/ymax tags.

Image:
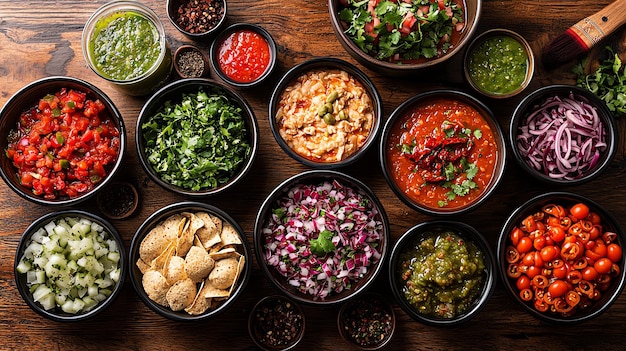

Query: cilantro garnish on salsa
<box><xmin>141</xmin><ymin>88</ymin><xmax>251</xmax><ymax>191</ymax></box>
<box><xmin>338</xmin><ymin>0</ymin><xmax>465</xmax><ymax>62</ymax></box>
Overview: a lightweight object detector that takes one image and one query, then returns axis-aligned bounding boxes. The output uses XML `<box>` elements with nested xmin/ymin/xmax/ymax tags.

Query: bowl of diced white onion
<box><xmin>14</xmin><ymin>210</ymin><xmax>125</xmax><ymax>321</ymax></box>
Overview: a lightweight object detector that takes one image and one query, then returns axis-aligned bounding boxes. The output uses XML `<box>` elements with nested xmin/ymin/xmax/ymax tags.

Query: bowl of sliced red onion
<box><xmin>253</xmin><ymin>170</ymin><xmax>390</xmax><ymax>307</ymax></box>
<box><xmin>510</xmin><ymin>85</ymin><xmax>617</xmax><ymax>185</ymax></box>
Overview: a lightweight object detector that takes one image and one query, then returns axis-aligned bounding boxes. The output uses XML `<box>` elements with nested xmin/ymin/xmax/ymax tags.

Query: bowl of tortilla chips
<box><xmin>129</xmin><ymin>201</ymin><xmax>251</xmax><ymax>321</ymax></box>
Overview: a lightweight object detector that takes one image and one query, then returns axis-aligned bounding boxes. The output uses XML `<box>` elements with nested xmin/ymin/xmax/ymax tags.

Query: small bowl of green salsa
<box><xmin>82</xmin><ymin>1</ymin><xmax>173</xmax><ymax>96</ymax></box>
<box><xmin>464</xmin><ymin>29</ymin><xmax>534</xmax><ymax>99</ymax></box>
<box><xmin>388</xmin><ymin>220</ymin><xmax>496</xmax><ymax>326</ymax></box>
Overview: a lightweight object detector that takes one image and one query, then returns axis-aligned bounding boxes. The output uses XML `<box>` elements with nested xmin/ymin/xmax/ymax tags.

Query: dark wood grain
<box><xmin>2</xmin><ymin>0</ymin><xmax>626</xmax><ymax>350</ymax></box>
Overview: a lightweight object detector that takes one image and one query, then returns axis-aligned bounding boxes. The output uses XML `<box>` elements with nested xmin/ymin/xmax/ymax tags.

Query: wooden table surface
<box><xmin>1</xmin><ymin>0</ymin><xmax>626</xmax><ymax>350</ymax></box>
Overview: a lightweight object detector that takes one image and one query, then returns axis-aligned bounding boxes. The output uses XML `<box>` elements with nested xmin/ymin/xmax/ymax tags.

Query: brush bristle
<box><xmin>542</xmin><ymin>30</ymin><xmax>588</xmax><ymax>69</ymax></box>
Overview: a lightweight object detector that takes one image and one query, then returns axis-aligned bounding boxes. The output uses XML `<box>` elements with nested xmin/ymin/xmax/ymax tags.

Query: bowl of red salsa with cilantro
<box><xmin>0</xmin><ymin>76</ymin><xmax>125</xmax><ymax>207</ymax></box>
<box><xmin>379</xmin><ymin>90</ymin><xmax>505</xmax><ymax>215</ymax></box>
<box><xmin>210</xmin><ymin>23</ymin><xmax>277</xmax><ymax>88</ymax></box>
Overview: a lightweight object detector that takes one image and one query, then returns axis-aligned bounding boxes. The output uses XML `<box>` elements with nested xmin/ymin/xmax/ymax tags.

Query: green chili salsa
<box><xmin>89</xmin><ymin>11</ymin><xmax>161</xmax><ymax>81</ymax></box>
<box><xmin>399</xmin><ymin>230</ymin><xmax>485</xmax><ymax>319</ymax></box>
<box><xmin>467</xmin><ymin>35</ymin><xmax>529</xmax><ymax>95</ymax></box>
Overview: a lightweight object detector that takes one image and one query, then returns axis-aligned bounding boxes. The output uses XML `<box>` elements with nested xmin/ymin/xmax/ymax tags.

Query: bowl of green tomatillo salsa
<box><xmin>389</xmin><ymin>220</ymin><xmax>496</xmax><ymax>326</ymax></box>
<box><xmin>136</xmin><ymin>78</ymin><xmax>259</xmax><ymax>196</ymax></box>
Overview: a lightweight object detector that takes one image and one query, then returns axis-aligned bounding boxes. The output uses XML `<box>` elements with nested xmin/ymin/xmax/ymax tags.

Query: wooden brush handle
<box><xmin>570</xmin><ymin>0</ymin><xmax>626</xmax><ymax>48</ymax></box>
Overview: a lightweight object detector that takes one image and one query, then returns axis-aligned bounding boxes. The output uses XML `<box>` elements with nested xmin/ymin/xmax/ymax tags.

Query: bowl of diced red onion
<box><xmin>510</xmin><ymin>85</ymin><xmax>616</xmax><ymax>185</ymax></box>
<box><xmin>253</xmin><ymin>170</ymin><xmax>390</xmax><ymax>307</ymax></box>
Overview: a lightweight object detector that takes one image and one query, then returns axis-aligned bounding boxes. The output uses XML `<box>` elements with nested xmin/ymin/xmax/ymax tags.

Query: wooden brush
<box><xmin>542</xmin><ymin>0</ymin><xmax>626</xmax><ymax>69</ymax></box>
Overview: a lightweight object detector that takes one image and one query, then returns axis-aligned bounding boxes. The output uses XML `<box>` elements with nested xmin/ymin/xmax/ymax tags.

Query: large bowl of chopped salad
<box><xmin>254</xmin><ymin>170</ymin><xmax>390</xmax><ymax>307</ymax></box>
<box><xmin>136</xmin><ymin>78</ymin><xmax>259</xmax><ymax>196</ymax></box>
<box><xmin>329</xmin><ymin>0</ymin><xmax>482</xmax><ymax>75</ymax></box>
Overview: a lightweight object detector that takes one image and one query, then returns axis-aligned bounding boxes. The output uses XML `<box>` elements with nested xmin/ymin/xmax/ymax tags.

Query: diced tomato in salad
<box><xmin>6</xmin><ymin>88</ymin><xmax>121</xmax><ymax>200</ymax></box>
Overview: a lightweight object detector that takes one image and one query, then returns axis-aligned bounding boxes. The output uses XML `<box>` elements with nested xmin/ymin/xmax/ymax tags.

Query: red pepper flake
<box><xmin>175</xmin><ymin>0</ymin><xmax>224</xmax><ymax>34</ymax></box>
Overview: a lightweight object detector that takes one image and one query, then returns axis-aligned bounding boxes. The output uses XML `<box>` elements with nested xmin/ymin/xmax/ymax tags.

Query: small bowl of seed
<box><xmin>337</xmin><ymin>293</ymin><xmax>395</xmax><ymax>350</ymax></box>
<box><xmin>167</xmin><ymin>0</ymin><xmax>227</xmax><ymax>40</ymax></box>
<box><xmin>248</xmin><ymin>295</ymin><xmax>305</xmax><ymax>351</ymax></box>
<box><xmin>174</xmin><ymin>45</ymin><xmax>210</xmax><ymax>78</ymax></box>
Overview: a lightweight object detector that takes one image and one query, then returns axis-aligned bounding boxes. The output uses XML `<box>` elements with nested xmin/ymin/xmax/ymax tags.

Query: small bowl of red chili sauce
<box><xmin>497</xmin><ymin>192</ymin><xmax>626</xmax><ymax>324</ymax></box>
<box><xmin>379</xmin><ymin>89</ymin><xmax>506</xmax><ymax>215</ymax></box>
<box><xmin>210</xmin><ymin>23</ymin><xmax>277</xmax><ymax>88</ymax></box>
<box><xmin>0</xmin><ymin>76</ymin><xmax>126</xmax><ymax>207</ymax></box>
<box><xmin>167</xmin><ymin>0</ymin><xmax>227</xmax><ymax>40</ymax></box>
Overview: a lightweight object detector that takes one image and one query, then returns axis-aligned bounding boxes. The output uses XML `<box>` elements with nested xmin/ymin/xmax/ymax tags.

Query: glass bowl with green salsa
<box><xmin>389</xmin><ymin>220</ymin><xmax>496</xmax><ymax>326</ymax></box>
<box><xmin>82</xmin><ymin>1</ymin><xmax>173</xmax><ymax>96</ymax></box>
<box><xmin>463</xmin><ymin>29</ymin><xmax>535</xmax><ymax>99</ymax></box>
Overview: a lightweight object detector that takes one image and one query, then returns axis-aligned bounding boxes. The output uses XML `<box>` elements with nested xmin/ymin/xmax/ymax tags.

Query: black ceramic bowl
<box><xmin>14</xmin><ymin>210</ymin><xmax>126</xmax><ymax>322</ymax></box>
<box><xmin>509</xmin><ymin>85</ymin><xmax>616</xmax><ymax>185</ymax></box>
<box><xmin>135</xmin><ymin>78</ymin><xmax>258</xmax><ymax>196</ymax></box>
<box><xmin>210</xmin><ymin>23</ymin><xmax>278</xmax><ymax>88</ymax></box>
<box><xmin>388</xmin><ymin>220</ymin><xmax>496</xmax><ymax>326</ymax></box>
<box><xmin>379</xmin><ymin>89</ymin><xmax>506</xmax><ymax>215</ymax></box>
<box><xmin>328</xmin><ymin>0</ymin><xmax>482</xmax><ymax>76</ymax></box>
<box><xmin>129</xmin><ymin>201</ymin><xmax>252</xmax><ymax>321</ymax></box>
<box><xmin>254</xmin><ymin>170</ymin><xmax>390</xmax><ymax>307</ymax></box>
<box><xmin>269</xmin><ymin>58</ymin><xmax>382</xmax><ymax>169</ymax></box>
<box><xmin>497</xmin><ymin>192</ymin><xmax>626</xmax><ymax>324</ymax></box>
<box><xmin>337</xmin><ymin>292</ymin><xmax>396</xmax><ymax>350</ymax></box>
<box><xmin>248</xmin><ymin>295</ymin><xmax>305</xmax><ymax>351</ymax></box>
<box><xmin>167</xmin><ymin>0</ymin><xmax>227</xmax><ymax>40</ymax></box>
<box><xmin>0</xmin><ymin>76</ymin><xmax>126</xmax><ymax>207</ymax></box>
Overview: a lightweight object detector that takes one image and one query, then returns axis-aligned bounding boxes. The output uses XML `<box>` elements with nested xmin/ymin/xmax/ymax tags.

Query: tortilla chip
<box><xmin>208</xmin><ymin>257</ymin><xmax>239</xmax><ymax>290</ymax></box>
<box><xmin>164</xmin><ymin>255</ymin><xmax>187</xmax><ymax>285</ymax></box>
<box><xmin>203</xmin><ymin>280</ymin><xmax>231</xmax><ymax>299</ymax></box>
<box><xmin>142</xmin><ymin>270</ymin><xmax>170</xmax><ymax>307</ymax></box>
<box><xmin>136</xmin><ymin>258</ymin><xmax>150</xmax><ymax>275</ymax></box>
<box><xmin>185</xmin><ymin>281</ymin><xmax>213</xmax><ymax>315</ymax></box>
<box><xmin>208</xmin><ymin>247</ymin><xmax>239</xmax><ymax>261</ymax></box>
<box><xmin>166</xmin><ymin>278</ymin><xmax>197</xmax><ymax>311</ymax></box>
<box><xmin>139</xmin><ymin>214</ymin><xmax>184</xmax><ymax>263</ymax></box>
<box><xmin>220</xmin><ymin>222</ymin><xmax>243</xmax><ymax>246</ymax></box>
<box><xmin>228</xmin><ymin>256</ymin><xmax>246</xmax><ymax>295</ymax></box>
<box><xmin>195</xmin><ymin>212</ymin><xmax>222</xmax><ymax>249</ymax></box>
<box><xmin>184</xmin><ymin>246</ymin><xmax>215</xmax><ymax>283</ymax></box>
<box><xmin>208</xmin><ymin>213</ymin><xmax>223</xmax><ymax>233</ymax></box>
<box><xmin>150</xmin><ymin>242</ymin><xmax>175</xmax><ymax>273</ymax></box>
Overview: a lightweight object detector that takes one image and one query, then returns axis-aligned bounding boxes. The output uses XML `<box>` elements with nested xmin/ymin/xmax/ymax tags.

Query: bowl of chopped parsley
<box><xmin>136</xmin><ymin>78</ymin><xmax>259</xmax><ymax>196</ymax></box>
<box><xmin>329</xmin><ymin>0</ymin><xmax>482</xmax><ymax>75</ymax></box>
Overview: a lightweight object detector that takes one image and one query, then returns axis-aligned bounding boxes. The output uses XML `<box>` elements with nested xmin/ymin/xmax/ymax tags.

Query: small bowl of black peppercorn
<box><xmin>337</xmin><ymin>293</ymin><xmax>395</xmax><ymax>350</ymax></box>
<box><xmin>248</xmin><ymin>295</ymin><xmax>305</xmax><ymax>351</ymax></box>
<box><xmin>174</xmin><ymin>45</ymin><xmax>210</xmax><ymax>78</ymax></box>
<box><xmin>167</xmin><ymin>0</ymin><xmax>227</xmax><ymax>40</ymax></box>
<box><xmin>97</xmin><ymin>181</ymin><xmax>139</xmax><ymax>219</ymax></box>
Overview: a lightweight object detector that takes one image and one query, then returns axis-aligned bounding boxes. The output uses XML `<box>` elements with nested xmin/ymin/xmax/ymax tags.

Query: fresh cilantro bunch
<box><xmin>141</xmin><ymin>88</ymin><xmax>251</xmax><ymax>191</ymax></box>
<box><xmin>574</xmin><ymin>46</ymin><xmax>626</xmax><ymax>118</ymax></box>
<box><xmin>339</xmin><ymin>0</ymin><xmax>464</xmax><ymax>61</ymax></box>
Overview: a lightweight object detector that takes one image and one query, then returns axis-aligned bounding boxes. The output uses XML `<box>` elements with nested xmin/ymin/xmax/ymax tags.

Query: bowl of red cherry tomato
<box><xmin>0</xmin><ymin>76</ymin><xmax>126</xmax><ymax>206</ymax></box>
<box><xmin>497</xmin><ymin>192</ymin><xmax>626</xmax><ymax>324</ymax></box>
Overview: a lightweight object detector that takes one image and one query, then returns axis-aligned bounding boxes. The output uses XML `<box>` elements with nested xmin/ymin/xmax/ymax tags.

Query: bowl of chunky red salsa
<box><xmin>380</xmin><ymin>90</ymin><xmax>505</xmax><ymax>215</ymax></box>
<box><xmin>0</xmin><ymin>76</ymin><xmax>125</xmax><ymax>206</ymax></box>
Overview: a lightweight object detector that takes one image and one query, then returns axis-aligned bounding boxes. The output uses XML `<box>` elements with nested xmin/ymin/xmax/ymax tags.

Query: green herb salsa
<box><xmin>89</xmin><ymin>11</ymin><xmax>162</xmax><ymax>81</ymax></box>
<box><xmin>467</xmin><ymin>35</ymin><xmax>529</xmax><ymax>95</ymax></box>
<box><xmin>398</xmin><ymin>230</ymin><xmax>485</xmax><ymax>319</ymax></box>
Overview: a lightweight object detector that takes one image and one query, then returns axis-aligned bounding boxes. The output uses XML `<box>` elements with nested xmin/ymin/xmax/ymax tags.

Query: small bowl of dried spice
<box><xmin>337</xmin><ymin>293</ymin><xmax>395</xmax><ymax>350</ymax></box>
<box><xmin>174</xmin><ymin>45</ymin><xmax>210</xmax><ymax>78</ymax></box>
<box><xmin>248</xmin><ymin>295</ymin><xmax>305</xmax><ymax>351</ymax></box>
<box><xmin>96</xmin><ymin>181</ymin><xmax>139</xmax><ymax>220</ymax></box>
<box><xmin>167</xmin><ymin>0</ymin><xmax>227</xmax><ymax>40</ymax></box>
